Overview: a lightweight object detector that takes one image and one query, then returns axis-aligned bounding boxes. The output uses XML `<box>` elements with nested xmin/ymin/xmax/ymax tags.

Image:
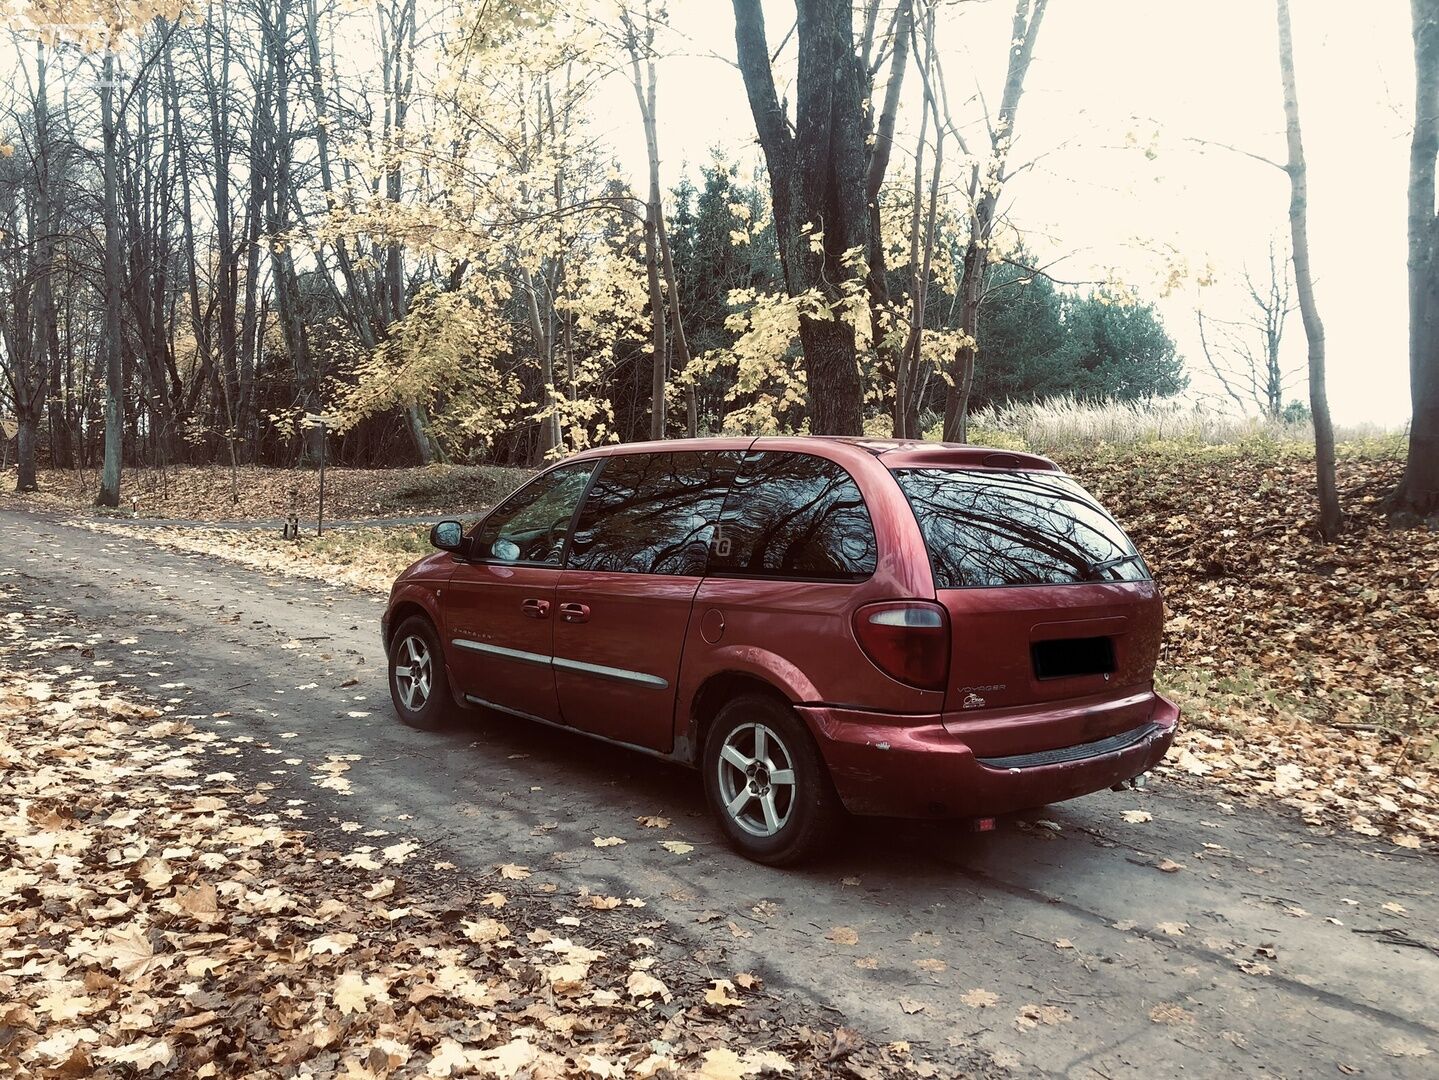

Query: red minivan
<box><xmin>382</xmin><ymin>438</ymin><xmax>1179</xmax><ymax>864</ymax></box>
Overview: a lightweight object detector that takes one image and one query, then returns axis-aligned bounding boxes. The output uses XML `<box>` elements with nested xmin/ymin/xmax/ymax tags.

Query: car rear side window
<box><xmin>708</xmin><ymin>452</ymin><xmax>876</xmax><ymax>582</ymax></box>
<box><xmin>894</xmin><ymin>468</ymin><xmax>1148</xmax><ymax>588</ymax></box>
<box><xmin>566</xmin><ymin>451</ymin><xmax>742</xmax><ymax>576</ymax></box>
<box><xmin>472</xmin><ymin>461</ymin><xmax>596</xmax><ymax>566</ymax></box>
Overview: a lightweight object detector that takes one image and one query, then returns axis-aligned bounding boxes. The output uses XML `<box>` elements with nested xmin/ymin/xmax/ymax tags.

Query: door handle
<box><xmin>558</xmin><ymin>602</ymin><xmax>590</xmax><ymax>624</ymax></box>
<box><xmin>521</xmin><ymin>598</ymin><xmax>551</xmax><ymax>619</ymax></box>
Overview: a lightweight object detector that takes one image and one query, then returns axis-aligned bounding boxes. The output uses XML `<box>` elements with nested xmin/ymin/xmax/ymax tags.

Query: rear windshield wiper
<box><xmin>1086</xmin><ymin>552</ymin><xmax>1143</xmax><ymax>579</ymax></box>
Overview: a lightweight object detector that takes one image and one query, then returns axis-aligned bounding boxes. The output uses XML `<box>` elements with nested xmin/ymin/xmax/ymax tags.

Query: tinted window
<box><xmin>709</xmin><ymin>452</ymin><xmax>876</xmax><ymax>581</ymax></box>
<box><xmin>894</xmin><ymin>468</ymin><xmax>1148</xmax><ymax>588</ymax></box>
<box><xmin>472</xmin><ymin>462</ymin><xmax>595</xmax><ymax>566</ymax></box>
<box><xmin>567</xmin><ymin>451</ymin><xmax>740</xmax><ymax>575</ymax></box>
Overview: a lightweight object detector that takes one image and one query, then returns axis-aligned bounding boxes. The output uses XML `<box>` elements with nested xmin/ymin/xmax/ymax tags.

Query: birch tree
<box><xmin>1276</xmin><ymin>0</ymin><xmax>1342</xmax><ymax>539</ymax></box>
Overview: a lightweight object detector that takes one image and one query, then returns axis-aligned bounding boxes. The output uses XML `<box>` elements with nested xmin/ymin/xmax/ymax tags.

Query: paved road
<box><xmin>2</xmin><ymin>508</ymin><xmax>1435</xmax><ymax>1077</ymax></box>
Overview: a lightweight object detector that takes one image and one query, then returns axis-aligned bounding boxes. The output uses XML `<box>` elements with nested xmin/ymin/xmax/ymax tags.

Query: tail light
<box><xmin>852</xmin><ymin>601</ymin><xmax>950</xmax><ymax>691</ymax></box>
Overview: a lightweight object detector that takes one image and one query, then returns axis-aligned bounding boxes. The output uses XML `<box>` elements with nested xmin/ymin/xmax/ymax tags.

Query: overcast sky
<box><xmin>592</xmin><ymin>1</ymin><xmax>1415</xmax><ymax>427</ymax></box>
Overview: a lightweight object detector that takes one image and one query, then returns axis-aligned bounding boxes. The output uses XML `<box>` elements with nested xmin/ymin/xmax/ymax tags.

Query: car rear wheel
<box><xmin>702</xmin><ymin>693</ymin><xmax>842</xmax><ymax>866</ymax></box>
<box><xmin>387</xmin><ymin>615</ymin><xmax>455</xmax><ymax>731</ymax></box>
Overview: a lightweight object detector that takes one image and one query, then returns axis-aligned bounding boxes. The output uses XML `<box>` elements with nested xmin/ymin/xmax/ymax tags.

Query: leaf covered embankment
<box><xmin>1</xmin><ymin>464</ymin><xmax>529</xmax><ymax>523</ymax></box>
<box><xmin>1067</xmin><ymin>444</ymin><xmax>1437</xmax><ymax>846</ymax></box>
<box><xmin>0</xmin><ymin>616</ymin><xmax>940</xmax><ymax>1078</ymax></box>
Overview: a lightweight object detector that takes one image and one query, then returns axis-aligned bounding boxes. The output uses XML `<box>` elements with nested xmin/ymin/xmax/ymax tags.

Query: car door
<box><xmin>553</xmin><ymin>450</ymin><xmax>741</xmax><ymax>751</ymax></box>
<box><xmin>443</xmin><ymin>461</ymin><xmax>596</xmax><ymax>723</ymax></box>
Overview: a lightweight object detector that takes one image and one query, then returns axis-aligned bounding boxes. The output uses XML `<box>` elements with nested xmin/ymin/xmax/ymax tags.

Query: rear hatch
<box><xmin>892</xmin><ymin>466</ymin><xmax>1164</xmax><ymax>756</ymax></box>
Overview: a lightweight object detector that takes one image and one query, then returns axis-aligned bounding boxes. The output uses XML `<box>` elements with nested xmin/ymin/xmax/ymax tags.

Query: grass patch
<box><xmin>953</xmin><ymin>396</ymin><xmax>1405</xmax><ymax>458</ymax></box>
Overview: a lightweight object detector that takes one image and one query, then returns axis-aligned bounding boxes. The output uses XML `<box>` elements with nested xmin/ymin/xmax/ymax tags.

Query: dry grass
<box><xmin>953</xmin><ymin>396</ymin><xmax>1403</xmax><ymax>457</ymax></box>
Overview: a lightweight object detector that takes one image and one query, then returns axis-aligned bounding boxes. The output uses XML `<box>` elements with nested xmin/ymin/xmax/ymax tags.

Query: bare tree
<box><xmin>1198</xmin><ymin>242</ymin><xmax>1302</xmax><ymax>418</ymax></box>
<box><xmin>1389</xmin><ymin>0</ymin><xmax>1439</xmax><ymax>523</ymax></box>
<box><xmin>1276</xmin><ymin>0</ymin><xmax>1342</xmax><ymax>539</ymax></box>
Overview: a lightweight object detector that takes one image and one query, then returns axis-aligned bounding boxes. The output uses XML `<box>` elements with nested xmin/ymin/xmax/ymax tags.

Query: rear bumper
<box><xmin>798</xmin><ymin>693</ymin><xmax>1180</xmax><ymax>819</ymax></box>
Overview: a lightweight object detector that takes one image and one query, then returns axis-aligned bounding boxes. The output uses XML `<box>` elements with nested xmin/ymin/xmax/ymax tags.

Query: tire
<box><xmin>387</xmin><ymin>615</ymin><xmax>455</xmax><ymax>731</ymax></box>
<box><xmin>702</xmin><ymin>693</ymin><xmax>843</xmax><ymax>866</ymax></box>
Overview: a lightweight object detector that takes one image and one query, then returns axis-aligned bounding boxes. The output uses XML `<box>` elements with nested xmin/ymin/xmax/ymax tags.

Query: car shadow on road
<box><xmin>432</xmin><ymin>700</ymin><xmax>1095</xmax><ymax>887</ymax></box>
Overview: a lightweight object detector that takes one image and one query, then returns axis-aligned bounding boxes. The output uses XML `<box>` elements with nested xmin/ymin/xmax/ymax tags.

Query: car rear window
<box><xmin>894</xmin><ymin>468</ymin><xmax>1148</xmax><ymax>588</ymax></box>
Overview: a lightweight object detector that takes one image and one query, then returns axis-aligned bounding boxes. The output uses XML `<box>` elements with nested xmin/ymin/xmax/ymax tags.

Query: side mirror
<box><xmin>430</xmin><ymin>519</ymin><xmax>466</xmax><ymax>554</ymax></box>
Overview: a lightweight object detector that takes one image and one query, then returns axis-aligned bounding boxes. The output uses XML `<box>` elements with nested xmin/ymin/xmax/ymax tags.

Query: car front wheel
<box><xmin>702</xmin><ymin>693</ymin><xmax>842</xmax><ymax>866</ymax></box>
<box><xmin>387</xmin><ymin>615</ymin><xmax>455</xmax><ymax>731</ymax></box>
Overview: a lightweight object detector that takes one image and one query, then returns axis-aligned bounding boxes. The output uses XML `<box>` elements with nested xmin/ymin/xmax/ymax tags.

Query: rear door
<box><xmin>553</xmin><ymin>451</ymin><xmax>741</xmax><ymax>751</ymax></box>
<box><xmin>443</xmin><ymin>461</ymin><xmax>596</xmax><ymax>722</ymax></box>
<box><xmin>892</xmin><ymin>467</ymin><xmax>1163</xmax><ymax>749</ymax></box>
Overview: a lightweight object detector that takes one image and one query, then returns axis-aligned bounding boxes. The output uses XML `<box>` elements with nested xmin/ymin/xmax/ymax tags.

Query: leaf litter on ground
<box><xmin>0</xmin><ymin>612</ymin><xmax>937</xmax><ymax>1078</ymax></box>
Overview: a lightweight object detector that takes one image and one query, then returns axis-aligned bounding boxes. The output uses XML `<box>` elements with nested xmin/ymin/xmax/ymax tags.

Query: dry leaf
<box><xmin>1149</xmin><ymin>1003</ymin><xmax>1196</xmax><ymax>1025</ymax></box>
<box><xmin>705</xmin><ymin>979</ymin><xmax>744</xmax><ymax>1007</ymax></box>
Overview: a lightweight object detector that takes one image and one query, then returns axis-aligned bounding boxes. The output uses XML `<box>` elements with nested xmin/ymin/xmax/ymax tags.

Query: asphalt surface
<box><xmin>2</xmin><ymin>507</ymin><xmax>1436</xmax><ymax>1077</ymax></box>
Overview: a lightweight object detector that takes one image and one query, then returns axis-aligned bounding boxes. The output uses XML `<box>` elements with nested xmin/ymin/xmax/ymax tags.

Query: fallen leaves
<box><xmin>659</xmin><ymin>839</ymin><xmax>694</xmax><ymax>855</ymax></box>
<box><xmin>1073</xmin><ymin>449</ymin><xmax>1439</xmax><ymax>845</ymax></box>
<box><xmin>704</xmin><ymin>978</ymin><xmax>745</xmax><ymax>1007</ymax></box>
<box><xmin>1014</xmin><ymin>1003</ymin><xmax>1073</xmax><ymax>1029</ymax></box>
<box><xmin>960</xmin><ymin>988</ymin><xmax>999</xmax><ymax>1009</ymax></box>
<box><xmin>0</xmin><ymin>649</ymin><xmax>923</xmax><ymax>1080</ymax></box>
<box><xmin>625</xmin><ymin>971</ymin><xmax>670</xmax><ymax>1001</ymax></box>
<box><xmin>826</xmin><ymin>925</ymin><xmax>860</xmax><ymax>946</ymax></box>
<box><xmin>1149</xmin><ymin>1002</ymin><xmax>1197</xmax><ymax>1026</ymax></box>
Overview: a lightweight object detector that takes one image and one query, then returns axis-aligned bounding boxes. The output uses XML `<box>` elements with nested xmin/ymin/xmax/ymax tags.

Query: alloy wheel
<box><xmin>716</xmin><ymin>722</ymin><xmax>797</xmax><ymax>837</ymax></box>
<box><xmin>393</xmin><ymin>634</ymin><xmax>432</xmax><ymax>711</ymax></box>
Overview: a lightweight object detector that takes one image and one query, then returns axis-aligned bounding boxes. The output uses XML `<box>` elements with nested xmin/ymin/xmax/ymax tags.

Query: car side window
<box><xmin>708</xmin><ymin>451</ymin><xmax>877</xmax><ymax>581</ymax></box>
<box><xmin>471</xmin><ymin>462</ymin><xmax>595</xmax><ymax>566</ymax></box>
<box><xmin>567</xmin><ymin>451</ymin><xmax>741</xmax><ymax>576</ymax></box>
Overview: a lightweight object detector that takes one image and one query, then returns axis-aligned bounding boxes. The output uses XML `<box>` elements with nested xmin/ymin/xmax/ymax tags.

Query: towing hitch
<box><xmin>1111</xmin><ymin>772</ymin><xmax>1149</xmax><ymax>792</ymax></box>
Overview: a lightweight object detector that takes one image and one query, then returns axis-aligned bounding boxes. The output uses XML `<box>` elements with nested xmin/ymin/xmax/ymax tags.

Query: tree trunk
<box><xmin>622</xmin><ymin>5</ymin><xmax>686</xmax><ymax>440</ymax></box>
<box><xmin>732</xmin><ymin>0</ymin><xmax>867</xmax><ymax>435</ymax></box>
<box><xmin>1389</xmin><ymin>0</ymin><xmax>1439</xmax><ymax>522</ymax></box>
<box><xmin>15</xmin><ymin>415</ymin><xmax>37</xmax><ymax>492</ymax></box>
<box><xmin>867</xmin><ymin>0</ymin><xmax>913</xmax><ymax>438</ymax></box>
<box><xmin>97</xmin><ymin>51</ymin><xmax>124</xmax><ymax>509</ymax></box>
<box><xmin>644</xmin><ymin>208</ymin><xmax>668</xmax><ymax>440</ymax></box>
<box><xmin>1276</xmin><ymin>0</ymin><xmax>1342</xmax><ymax>539</ymax></box>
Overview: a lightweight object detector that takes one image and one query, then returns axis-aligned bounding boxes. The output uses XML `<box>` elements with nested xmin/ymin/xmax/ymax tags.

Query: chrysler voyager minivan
<box><xmin>382</xmin><ymin>437</ymin><xmax>1178</xmax><ymax>864</ymax></box>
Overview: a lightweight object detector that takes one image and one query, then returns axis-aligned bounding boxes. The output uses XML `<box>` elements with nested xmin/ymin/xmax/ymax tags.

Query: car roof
<box><xmin>568</xmin><ymin>435</ymin><xmax>1059</xmax><ymax>473</ymax></box>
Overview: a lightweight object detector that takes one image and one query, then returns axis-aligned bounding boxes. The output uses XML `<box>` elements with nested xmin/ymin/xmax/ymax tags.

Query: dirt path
<box><xmin>2</xmin><ymin>507</ymin><xmax>1435</xmax><ymax>1078</ymax></box>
